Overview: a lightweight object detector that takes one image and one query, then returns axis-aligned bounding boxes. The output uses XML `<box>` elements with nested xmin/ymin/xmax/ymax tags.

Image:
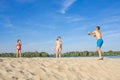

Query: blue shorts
<box><xmin>97</xmin><ymin>39</ymin><xmax>103</xmax><ymax>48</ymax></box>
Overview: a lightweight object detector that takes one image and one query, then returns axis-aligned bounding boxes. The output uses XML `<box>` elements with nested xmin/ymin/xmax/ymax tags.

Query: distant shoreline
<box><xmin>0</xmin><ymin>56</ymin><xmax>120</xmax><ymax>59</ymax></box>
<box><xmin>0</xmin><ymin>51</ymin><xmax>120</xmax><ymax>57</ymax></box>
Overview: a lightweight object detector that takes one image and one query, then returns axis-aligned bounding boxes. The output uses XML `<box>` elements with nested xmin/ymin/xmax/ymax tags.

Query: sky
<box><xmin>0</xmin><ymin>0</ymin><xmax>120</xmax><ymax>53</ymax></box>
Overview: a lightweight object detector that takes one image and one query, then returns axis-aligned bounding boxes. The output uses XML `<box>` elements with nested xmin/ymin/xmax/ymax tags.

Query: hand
<box><xmin>88</xmin><ymin>32</ymin><xmax>91</xmax><ymax>35</ymax></box>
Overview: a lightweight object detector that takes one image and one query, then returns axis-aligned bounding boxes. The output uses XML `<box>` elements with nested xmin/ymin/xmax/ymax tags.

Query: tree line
<box><xmin>0</xmin><ymin>51</ymin><xmax>120</xmax><ymax>57</ymax></box>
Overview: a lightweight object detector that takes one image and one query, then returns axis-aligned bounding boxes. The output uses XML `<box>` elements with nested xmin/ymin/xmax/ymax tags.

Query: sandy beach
<box><xmin>0</xmin><ymin>58</ymin><xmax>120</xmax><ymax>80</ymax></box>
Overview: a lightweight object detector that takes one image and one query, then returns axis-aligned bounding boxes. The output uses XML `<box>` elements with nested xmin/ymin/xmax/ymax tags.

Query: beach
<box><xmin>0</xmin><ymin>58</ymin><xmax>120</xmax><ymax>80</ymax></box>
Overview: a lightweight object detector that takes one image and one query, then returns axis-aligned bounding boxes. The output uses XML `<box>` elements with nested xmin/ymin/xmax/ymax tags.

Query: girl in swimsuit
<box><xmin>16</xmin><ymin>39</ymin><xmax>22</xmax><ymax>58</ymax></box>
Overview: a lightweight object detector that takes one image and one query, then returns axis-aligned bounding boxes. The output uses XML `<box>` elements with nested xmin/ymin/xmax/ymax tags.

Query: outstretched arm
<box><xmin>88</xmin><ymin>31</ymin><xmax>96</xmax><ymax>37</ymax></box>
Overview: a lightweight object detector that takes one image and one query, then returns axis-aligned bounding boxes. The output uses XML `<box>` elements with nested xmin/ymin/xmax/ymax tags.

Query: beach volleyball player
<box><xmin>88</xmin><ymin>26</ymin><xmax>104</xmax><ymax>60</ymax></box>
<box><xmin>16</xmin><ymin>39</ymin><xmax>22</xmax><ymax>58</ymax></box>
<box><xmin>55</xmin><ymin>36</ymin><xmax>62</xmax><ymax>58</ymax></box>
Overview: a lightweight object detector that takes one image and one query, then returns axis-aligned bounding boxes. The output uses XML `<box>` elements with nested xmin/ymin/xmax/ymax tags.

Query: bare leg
<box><xmin>56</xmin><ymin>51</ymin><xmax>57</xmax><ymax>58</ymax></box>
<box><xmin>19</xmin><ymin>50</ymin><xmax>22</xmax><ymax>58</ymax></box>
<box><xmin>56</xmin><ymin>49</ymin><xmax>58</xmax><ymax>58</ymax></box>
<box><xmin>59</xmin><ymin>53</ymin><xmax>61</xmax><ymax>58</ymax></box>
<box><xmin>97</xmin><ymin>47</ymin><xmax>103</xmax><ymax>60</ymax></box>
<box><xmin>57</xmin><ymin>51</ymin><xmax>59</xmax><ymax>58</ymax></box>
<box><xmin>59</xmin><ymin>49</ymin><xmax>61</xmax><ymax>58</ymax></box>
<box><xmin>16</xmin><ymin>50</ymin><xmax>18</xmax><ymax>58</ymax></box>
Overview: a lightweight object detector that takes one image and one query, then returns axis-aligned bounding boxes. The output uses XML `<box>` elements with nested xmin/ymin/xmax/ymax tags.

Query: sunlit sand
<box><xmin>0</xmin><ymin>58</ymin><xmax>120</xmax><ymax>80</ymax></box>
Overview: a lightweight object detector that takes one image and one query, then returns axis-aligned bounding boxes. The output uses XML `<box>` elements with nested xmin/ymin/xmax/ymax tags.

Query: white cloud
<box><xmin>23</xmin><ymin>40</ymin><xmax>54</xmax><ymax>52</ymax></box>
<box><xmin>0</xmin><ymin>16</ymin><xmax>14</xmax><ymax>28</ymax></box>
<box><xmin>103</xmin><ymin>30</ymin><xmax>120</xmax><ymax>38</ymax></box>
<box><xmin>73</xmin><ymin>27</ymin><xmax>86</xmax><ymax>31</ymax></box>
<box><xmin>4</xmin><ymin>20</ymin><xmax>13</xmax><ymax>28</ymax></box>
<box><xmin>101</xmin><ymin>16</ymin><xmax>120</xmax><ymax>24</ymax></box>
<box><xmin>34</xmin><ymin>23</ymin><xmax>57</xmax><ymax>30</ymax></box>
<box><xmin>52</xmin><ymin>15</ymin><xmax>85</xmax><ymax>23</ymax></box>
<box><xmin>102</xmin><ymin>30</ymin><xmax>120</xmax><ymax>51</ymax></box>
<box><xmin>25</xmin><ymin>19</ymin><xmax>57</xmax><ymax>30</ymax></box>
<box><xmin>63</xmin><ymin>16</ymin><xmax>85</xmax><ymax>22</ymax></box>
<box><xmin>59</xmin><ymin>0</ymin><xmax>76</xmax><ymax>14</ymax></box>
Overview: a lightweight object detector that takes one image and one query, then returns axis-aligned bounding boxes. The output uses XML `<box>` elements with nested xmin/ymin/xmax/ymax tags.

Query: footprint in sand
<box><xmin>5</xmin><ymin>67</ymin><xmax>12</xmax><ymax>73</ymax></box>
<box><xmin>12</xmin><ymin>76</ymin><xmax>18</xmax><ymax>80</ymax></box>
<box><xmin>0</xmin><ymin>59</ymin><xmax>3</xmax><ymax>62</ymax></box>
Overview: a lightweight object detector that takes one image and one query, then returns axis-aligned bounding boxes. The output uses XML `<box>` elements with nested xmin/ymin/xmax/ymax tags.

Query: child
<box><xmin>16</xmin><ymin>39</ymin><xmax>22</xmax><ymax>58</ymax></box>
<box><xmin>88</xmin><ymin>26</ymin><xmax>104</xmax><ymax>60</ymax></box>
<box><xmin>55</xmin><ymin>36</ymin><xmax>62</xmax><ymax>58</ymax></box>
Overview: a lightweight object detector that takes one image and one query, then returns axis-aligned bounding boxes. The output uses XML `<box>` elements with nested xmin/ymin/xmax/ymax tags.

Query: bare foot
<box><xmin>98</xmin><ymin>58</ymin><xmax>103</xmax><ymax>60</ymax></box>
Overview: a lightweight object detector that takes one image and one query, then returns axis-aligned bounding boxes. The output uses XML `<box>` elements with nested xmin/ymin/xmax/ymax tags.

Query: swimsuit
<box><xmin>97</xmin><ymin>38</ymin><xmax>103</xmax><ymax>48</ymax></box>
<box><xmin>17</xmin><ymin>43</ymin><xmax>21</xmax><ymax>50</ymax></box>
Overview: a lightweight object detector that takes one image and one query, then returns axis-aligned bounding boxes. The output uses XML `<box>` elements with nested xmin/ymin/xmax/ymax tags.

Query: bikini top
<box><xmin>17</xmin><ymin>43</ymin><xmax>21</xmax><ymax>47</ymax></box>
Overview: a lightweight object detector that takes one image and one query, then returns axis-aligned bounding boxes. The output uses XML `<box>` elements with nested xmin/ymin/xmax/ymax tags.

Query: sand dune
<box><xmin>0</xmin><ymin>58</ymin><xmax>120</xmax><ymax>80</ymax></box>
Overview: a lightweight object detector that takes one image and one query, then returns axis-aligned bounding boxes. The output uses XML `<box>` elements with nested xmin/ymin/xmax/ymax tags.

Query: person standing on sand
<box><xmin>55</xmin><ymin>36</ymin><xmax>62</xmax><ymax>58</ymax></box>
<box><xmin>16</xmin><ymin>39</ymin><xmax>22</xmax><ymax>58</ymax></box>
<box><xmin>88</xmin><ymin>26</ymin><xmax>104</xmax><ymax>60</ymax></box>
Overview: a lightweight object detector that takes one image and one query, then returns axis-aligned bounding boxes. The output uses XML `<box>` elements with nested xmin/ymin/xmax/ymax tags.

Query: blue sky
<box><xmin>0</xmin><ymin>0</ymin><xmax>120</xmax><ymax>53</ymax></box>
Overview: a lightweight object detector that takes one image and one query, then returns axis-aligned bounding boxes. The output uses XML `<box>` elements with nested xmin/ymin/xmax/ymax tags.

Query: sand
<box><xmin>0</xmin><ymin>57</ymin><xmax>120</xmax><ymax>80</ymax></box>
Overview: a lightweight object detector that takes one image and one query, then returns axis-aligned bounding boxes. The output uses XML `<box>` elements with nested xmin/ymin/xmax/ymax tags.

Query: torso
<box><xmin>94</xmin><ymin>30</ymin><xmax>102</xmax><ymax>40</ymax></box>
<box><xmin>16</xmin><ymin>43</ymin><xmax>21</xmax><ymax>50</ymax></box>
<box><xmin>56</xmin><ymin>40</ymin><xmax>62</xmax><ymax>49</ymax></box>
